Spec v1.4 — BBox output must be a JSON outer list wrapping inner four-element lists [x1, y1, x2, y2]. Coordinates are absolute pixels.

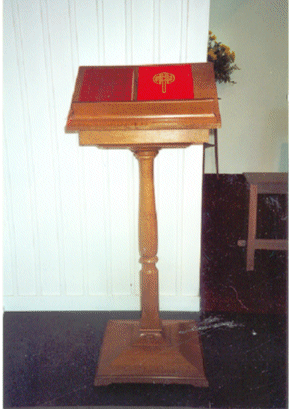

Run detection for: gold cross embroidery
[[153, 72, 175, 93]]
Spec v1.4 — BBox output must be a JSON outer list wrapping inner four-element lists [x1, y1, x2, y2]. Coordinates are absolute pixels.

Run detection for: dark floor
[[4, 174, 288, 408], [201, 174, 287, 314], [3, 311, 287, 408]]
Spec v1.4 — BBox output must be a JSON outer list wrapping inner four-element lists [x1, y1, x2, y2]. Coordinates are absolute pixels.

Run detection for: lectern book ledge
[[66, 62, 221, 136], [66, 62, 221, 387]]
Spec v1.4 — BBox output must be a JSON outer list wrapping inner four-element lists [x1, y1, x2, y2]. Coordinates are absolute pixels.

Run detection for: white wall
[[205, 0, 288, 174], [4, 0, 211, 312]]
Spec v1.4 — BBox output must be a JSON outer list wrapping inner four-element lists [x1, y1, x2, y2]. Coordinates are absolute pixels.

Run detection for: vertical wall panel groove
[[46, 0, 84, 296], [125, 0, 132, 64], [153, 0, 160, 63], [74, 0, 105, 297], [180, 0, 189, 62], [41, 0, 65, 296], [10, 0, 39, 296], [176, 150, 185, 296], [131, 0, 154, 65], [102, 151, 112, 296], [67, 0, 79, 78], [158, 150, 179, 297], [153, 0, 161, 224], [3, 129, 17, 297], [96, 0, 105, 65], [84, 148, 107, 297], [101, 0, 131, 297], [74, 0, 98, 65], [14, 0, 41, 293], [187, 0, 211, 62], [68, 0, 88, 296], [124, 0, 136, 297], [109, 151, 132, 296], [160, 0, 183, 63], [40, 0, 65, 296], [181, 145, 203, 297], [17, 0, 43, 296], [29, 0, 63, 296], [129, 156, 139, 297], [4, 0, 210, 311], [105, 150, 113, 297]]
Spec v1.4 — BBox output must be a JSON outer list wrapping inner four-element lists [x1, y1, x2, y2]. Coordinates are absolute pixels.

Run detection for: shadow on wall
[[279, 142, 288, 172], [267, 107, 288, 172]]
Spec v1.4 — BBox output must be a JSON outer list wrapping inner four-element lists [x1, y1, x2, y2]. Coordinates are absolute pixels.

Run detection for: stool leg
[[246, 184, 258, 271], [202, 144, 206, 174], [213, 129, 219, 179]]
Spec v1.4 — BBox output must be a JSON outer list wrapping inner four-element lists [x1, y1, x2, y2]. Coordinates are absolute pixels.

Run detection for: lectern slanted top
[[66, 62, 220, 145], [66, 62, 221, 387]]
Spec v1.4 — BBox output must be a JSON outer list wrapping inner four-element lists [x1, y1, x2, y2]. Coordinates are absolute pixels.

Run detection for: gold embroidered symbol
[[153, 72, 175, 93]]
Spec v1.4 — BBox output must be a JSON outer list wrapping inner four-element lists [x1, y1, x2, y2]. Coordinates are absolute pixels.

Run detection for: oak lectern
[[66, 62, 221, 387]]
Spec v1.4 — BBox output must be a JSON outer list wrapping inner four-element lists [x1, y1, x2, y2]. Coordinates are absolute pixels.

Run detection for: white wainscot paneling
[[187, 0, 211, 62], [4, 0, 210, 311], [4, 0, 39, 297], [159, 0, 183, 63], [102, 0, 127, 65], [131, 0, 154, 65], [157, 146, 203, 312]]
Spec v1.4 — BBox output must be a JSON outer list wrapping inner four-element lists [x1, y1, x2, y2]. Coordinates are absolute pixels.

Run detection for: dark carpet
[[3, 174, 287, 408], [201, 174, 287, 314], [3, 311, 287, 408]]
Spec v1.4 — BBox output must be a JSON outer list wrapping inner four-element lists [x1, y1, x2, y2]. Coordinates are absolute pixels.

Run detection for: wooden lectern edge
[[65, 120, 221, 133], [65, 123, 221, 133], [64, 125, 221, 148]]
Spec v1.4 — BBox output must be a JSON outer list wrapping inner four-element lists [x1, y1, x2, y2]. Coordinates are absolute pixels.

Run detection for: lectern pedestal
[[94, 147, 208, 386], [66, 62, 221, 387]]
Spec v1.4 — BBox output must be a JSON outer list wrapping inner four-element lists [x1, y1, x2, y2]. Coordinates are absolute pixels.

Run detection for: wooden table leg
[[213, 128, 219, 178], [246, 184, 258, 271]]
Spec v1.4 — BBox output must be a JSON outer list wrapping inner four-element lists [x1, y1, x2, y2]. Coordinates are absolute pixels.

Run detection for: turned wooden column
[[66, 63, 221, 386], [133, 148, 162, 335]]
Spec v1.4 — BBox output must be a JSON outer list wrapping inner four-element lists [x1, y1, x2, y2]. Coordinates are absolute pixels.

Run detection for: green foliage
[[208, 31, 240, 84]]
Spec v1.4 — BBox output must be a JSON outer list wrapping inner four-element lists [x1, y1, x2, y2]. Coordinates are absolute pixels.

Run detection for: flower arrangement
[[207, 31, 240, 84]]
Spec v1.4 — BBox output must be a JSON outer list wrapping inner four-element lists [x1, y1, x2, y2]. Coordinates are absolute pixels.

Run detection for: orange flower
[[208, 50, 217, 60]]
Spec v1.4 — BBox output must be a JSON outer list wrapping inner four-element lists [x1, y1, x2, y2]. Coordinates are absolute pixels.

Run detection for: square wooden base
[[94, 319, 208, 387]]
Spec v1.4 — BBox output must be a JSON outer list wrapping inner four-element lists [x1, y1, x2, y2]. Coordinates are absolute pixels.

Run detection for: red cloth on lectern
[[79, 67, 134, 102], [137, 64, 194, 101]]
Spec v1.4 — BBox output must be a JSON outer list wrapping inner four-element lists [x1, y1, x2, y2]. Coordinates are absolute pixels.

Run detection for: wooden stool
[[240, 173, 288, 271]]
